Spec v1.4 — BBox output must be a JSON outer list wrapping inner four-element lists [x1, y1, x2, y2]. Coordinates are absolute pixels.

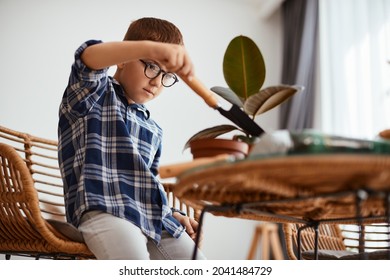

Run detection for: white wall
[[0, 0, 283, 259]]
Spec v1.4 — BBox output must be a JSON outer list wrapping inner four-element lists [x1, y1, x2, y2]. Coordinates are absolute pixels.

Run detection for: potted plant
[[184, 35, 302, 158]]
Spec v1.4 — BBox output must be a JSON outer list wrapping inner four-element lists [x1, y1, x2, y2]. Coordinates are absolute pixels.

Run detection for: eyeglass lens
[[142, 60, 178, 87]]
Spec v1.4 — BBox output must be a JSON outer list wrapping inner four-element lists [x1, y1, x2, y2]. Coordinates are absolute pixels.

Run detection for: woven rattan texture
[[282, 223, 390, 260], [282, 223, 346, 260], [173, 154, 390, 223], [0, 126, 94, 259]]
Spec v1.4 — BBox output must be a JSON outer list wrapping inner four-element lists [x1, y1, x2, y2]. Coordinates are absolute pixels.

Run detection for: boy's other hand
[[172, 211, 203, 246], [153, 43, 195, 81]]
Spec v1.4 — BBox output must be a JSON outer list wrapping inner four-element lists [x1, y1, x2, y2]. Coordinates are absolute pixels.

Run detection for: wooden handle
[[158, 154, 232, 179], [180, 76, 219, 108], [379, 129, 390, 140]]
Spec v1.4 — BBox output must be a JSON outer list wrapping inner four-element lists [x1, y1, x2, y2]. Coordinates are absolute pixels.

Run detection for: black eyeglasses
[[139, 60, 179, 87]]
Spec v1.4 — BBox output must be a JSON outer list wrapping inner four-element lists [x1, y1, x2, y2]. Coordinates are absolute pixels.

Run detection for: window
[[319, 0, 390, 139]]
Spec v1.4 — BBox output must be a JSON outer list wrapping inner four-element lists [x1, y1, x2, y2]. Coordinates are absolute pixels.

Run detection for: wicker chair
[[282, 223, 390, 260], [0, 126, 95, 259], [0, 125, 199, 259]]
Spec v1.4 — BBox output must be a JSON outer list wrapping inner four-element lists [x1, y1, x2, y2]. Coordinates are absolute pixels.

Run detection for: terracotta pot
[[189, 138, 249, 159]]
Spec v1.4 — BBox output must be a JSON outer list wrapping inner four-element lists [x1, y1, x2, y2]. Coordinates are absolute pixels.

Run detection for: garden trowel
[[181, 76, 265, 137]]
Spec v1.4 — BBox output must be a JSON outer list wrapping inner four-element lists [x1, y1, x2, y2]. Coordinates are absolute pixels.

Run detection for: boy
[[58, 17, 205, 260]]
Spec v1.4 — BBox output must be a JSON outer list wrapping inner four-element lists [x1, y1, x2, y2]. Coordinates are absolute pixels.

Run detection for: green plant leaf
[[244, 85, 303, 116], [211, 86, 244, 108], [223, 35, 266, 100], [183, 124, 241, 151]]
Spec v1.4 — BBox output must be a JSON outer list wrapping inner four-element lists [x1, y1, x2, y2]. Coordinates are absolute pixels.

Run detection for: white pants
[[78, 210, 206, 260]]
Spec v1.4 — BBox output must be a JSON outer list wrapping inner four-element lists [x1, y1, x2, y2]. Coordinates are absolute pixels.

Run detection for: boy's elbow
[[80, 47, 102, 70]]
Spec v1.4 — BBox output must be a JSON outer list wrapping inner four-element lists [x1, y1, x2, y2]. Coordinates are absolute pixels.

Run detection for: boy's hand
[[152, 43, 194, 81], [172, 211, 203, 246]]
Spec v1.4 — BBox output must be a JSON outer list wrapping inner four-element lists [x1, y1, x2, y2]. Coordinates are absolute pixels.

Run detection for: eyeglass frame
[[139, 59, 179, 87]]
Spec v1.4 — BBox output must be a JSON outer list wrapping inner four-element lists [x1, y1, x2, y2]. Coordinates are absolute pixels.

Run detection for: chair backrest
[[0, 141, 93, 258], [283, 223, 390, 260], [0, 126, 65, 221], [0, 142, 54, 245], [283, 223, 346, 260], [340, 224, 390, 252], [0, 141, 41, 228]]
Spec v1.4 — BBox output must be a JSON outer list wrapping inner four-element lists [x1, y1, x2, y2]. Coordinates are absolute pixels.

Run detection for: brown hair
[[123, 17, 183, 45]]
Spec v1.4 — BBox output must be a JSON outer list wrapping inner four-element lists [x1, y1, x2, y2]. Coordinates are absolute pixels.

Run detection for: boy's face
[[115, 60, 165, 104]]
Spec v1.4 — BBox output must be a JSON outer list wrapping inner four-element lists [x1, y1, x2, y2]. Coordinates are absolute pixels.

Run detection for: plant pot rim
[[190, 138, 248, 148], [189, 138, 249, 159]]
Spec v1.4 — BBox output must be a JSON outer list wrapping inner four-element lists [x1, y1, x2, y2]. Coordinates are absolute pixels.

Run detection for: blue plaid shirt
[[58, 40, 184, 243]]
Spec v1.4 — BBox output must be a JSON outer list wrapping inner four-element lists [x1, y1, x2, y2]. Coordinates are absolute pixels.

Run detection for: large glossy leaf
[[244, 85, 303, 116], [211, 86, 244, 108], [183, 124, 241, 150], [223, 36, 266, 100]]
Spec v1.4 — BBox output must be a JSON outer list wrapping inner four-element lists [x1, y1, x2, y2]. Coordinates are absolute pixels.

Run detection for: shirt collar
[[111, 77, 150, 119]]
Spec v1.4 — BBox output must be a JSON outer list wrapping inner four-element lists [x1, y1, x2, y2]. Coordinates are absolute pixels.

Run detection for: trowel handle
[[180, 76, 219, 108]]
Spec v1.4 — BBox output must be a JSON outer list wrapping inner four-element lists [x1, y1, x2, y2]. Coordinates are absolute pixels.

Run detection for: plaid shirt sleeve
[[58, 40, 184, 243]]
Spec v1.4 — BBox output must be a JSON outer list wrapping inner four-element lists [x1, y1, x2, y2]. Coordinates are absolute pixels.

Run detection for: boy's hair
[[124, 17, 183, 45]]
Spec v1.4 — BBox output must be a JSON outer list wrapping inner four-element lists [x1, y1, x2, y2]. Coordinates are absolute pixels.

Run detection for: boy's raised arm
[[81, 40, 194, 79]]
